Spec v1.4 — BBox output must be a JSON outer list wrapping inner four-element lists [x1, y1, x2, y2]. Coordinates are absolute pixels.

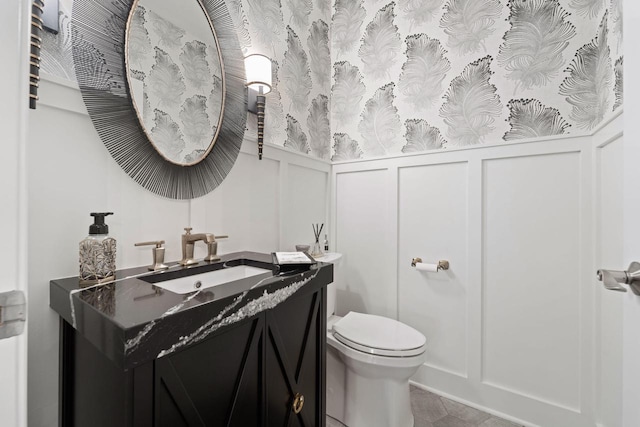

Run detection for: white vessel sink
[[152, 265, 272, 294]]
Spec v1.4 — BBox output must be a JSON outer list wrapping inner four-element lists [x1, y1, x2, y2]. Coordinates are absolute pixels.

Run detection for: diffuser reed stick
[[311, 223, 324, 257]]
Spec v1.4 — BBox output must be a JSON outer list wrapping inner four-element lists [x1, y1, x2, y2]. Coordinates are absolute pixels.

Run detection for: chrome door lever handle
[[597, 262, 640, 295], [597, 269, 627, 292]]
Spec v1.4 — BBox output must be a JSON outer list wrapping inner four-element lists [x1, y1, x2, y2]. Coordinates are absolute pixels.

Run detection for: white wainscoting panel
[[398, 162, 469, 378], [482, 153, 582, 411], [282, 164, 328, 251], [332, 116, 624, 426], [192, 151, 281, 256], [335, 169, 397, 318]]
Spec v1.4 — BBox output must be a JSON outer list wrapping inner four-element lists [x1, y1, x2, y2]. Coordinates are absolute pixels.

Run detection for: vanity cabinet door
[[154, 316, 264, 427], [265, 287, 326, 427]]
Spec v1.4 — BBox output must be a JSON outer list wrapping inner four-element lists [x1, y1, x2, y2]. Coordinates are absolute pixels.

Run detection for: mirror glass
[[126, 0, 224, 165]]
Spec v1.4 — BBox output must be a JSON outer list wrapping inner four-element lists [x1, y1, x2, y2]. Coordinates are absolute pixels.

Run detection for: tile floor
[[326, 385, 524, 427]]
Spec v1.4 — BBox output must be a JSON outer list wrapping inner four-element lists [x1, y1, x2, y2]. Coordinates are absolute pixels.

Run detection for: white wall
[[0, 1, 30, 427], [331, 112, 623, 427], [27, 73, 330, 427]]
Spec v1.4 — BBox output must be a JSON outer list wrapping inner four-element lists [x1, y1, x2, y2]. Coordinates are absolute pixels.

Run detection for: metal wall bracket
[[597, 262, 640, 296], [0, 291, 26, 339]]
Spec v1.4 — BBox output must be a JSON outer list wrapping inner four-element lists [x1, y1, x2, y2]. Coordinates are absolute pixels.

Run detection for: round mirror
[[125, 0, 225, 166], [71, 0, 246, 199]]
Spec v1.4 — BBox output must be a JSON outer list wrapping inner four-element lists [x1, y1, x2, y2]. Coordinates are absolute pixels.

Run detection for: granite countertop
[[50, 251, 333, 370]]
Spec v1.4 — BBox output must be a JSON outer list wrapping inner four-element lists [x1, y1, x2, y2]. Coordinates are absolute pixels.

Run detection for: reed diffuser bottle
[[311, 223, 324, 258]]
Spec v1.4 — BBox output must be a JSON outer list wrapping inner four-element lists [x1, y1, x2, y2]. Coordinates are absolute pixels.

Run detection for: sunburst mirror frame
[[71, 0, 247, 199]]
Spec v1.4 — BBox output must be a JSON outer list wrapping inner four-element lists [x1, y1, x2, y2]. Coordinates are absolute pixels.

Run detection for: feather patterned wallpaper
[[42, 0, 622, 162], [331, 0, 624, 160]]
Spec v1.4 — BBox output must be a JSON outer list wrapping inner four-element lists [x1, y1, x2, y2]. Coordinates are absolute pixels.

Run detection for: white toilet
[[318, 253, 427, 427]]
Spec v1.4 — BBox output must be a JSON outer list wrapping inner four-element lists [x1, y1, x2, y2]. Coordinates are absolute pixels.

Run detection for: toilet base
[[342, 363, 415, 427], [326, 335, 422, 427], [326, 344, 347, 423]]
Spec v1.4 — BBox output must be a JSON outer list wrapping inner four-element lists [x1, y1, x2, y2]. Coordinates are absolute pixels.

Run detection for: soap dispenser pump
[[79, 212, 116, 286]]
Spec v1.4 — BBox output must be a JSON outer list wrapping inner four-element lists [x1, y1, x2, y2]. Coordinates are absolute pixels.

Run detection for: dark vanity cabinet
[[154, 286, 326, 427], [56, 259, 329, 427]]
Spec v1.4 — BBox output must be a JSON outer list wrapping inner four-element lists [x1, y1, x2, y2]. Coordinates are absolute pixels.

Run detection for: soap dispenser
[[79, 212, 116, 286]]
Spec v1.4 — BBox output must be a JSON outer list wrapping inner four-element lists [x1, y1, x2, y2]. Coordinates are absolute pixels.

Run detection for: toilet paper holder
[[411, 258, 450, 271]]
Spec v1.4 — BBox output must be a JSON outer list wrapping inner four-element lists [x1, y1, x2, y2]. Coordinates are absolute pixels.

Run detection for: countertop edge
[[50, 253, 333, 369]]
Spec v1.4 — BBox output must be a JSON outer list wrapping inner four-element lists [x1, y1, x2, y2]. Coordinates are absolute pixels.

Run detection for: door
[[621, 116, 640, 426], [622, 3, 640, 426], [0, 1, 29, 427], [265, 287, 325, 427], [155, 317, 264, 427]]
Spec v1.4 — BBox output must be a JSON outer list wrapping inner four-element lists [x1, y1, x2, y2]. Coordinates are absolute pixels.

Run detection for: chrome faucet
[[180, 227, 228, 265]]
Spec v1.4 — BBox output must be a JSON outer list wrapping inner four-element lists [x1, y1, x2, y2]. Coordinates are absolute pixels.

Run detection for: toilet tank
[[314, 252, 342, 318]]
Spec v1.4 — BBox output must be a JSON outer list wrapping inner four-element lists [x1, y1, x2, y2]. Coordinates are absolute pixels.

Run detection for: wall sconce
[[29, 0, 46, 109], [29, 0, 59, 110], [245, 54, 272, 160]]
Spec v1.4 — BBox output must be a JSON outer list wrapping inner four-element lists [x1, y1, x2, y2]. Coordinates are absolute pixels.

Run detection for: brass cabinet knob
[[292, 393, 304, 414]]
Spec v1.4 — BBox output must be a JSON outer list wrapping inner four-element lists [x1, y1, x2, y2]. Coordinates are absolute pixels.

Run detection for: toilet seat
[[332, 312, 426, 357]]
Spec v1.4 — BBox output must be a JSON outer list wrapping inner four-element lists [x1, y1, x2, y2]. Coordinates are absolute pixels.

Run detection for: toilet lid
[[332, 312, 426, 357]]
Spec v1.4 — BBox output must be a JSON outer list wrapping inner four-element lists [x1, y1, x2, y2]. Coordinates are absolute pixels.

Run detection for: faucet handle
[[134, 240, 165, 248], [204, 235, 229, 262], [204, 242, 220, 263], [183, 227, 192, 235], [134, 240, 169, 271]]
